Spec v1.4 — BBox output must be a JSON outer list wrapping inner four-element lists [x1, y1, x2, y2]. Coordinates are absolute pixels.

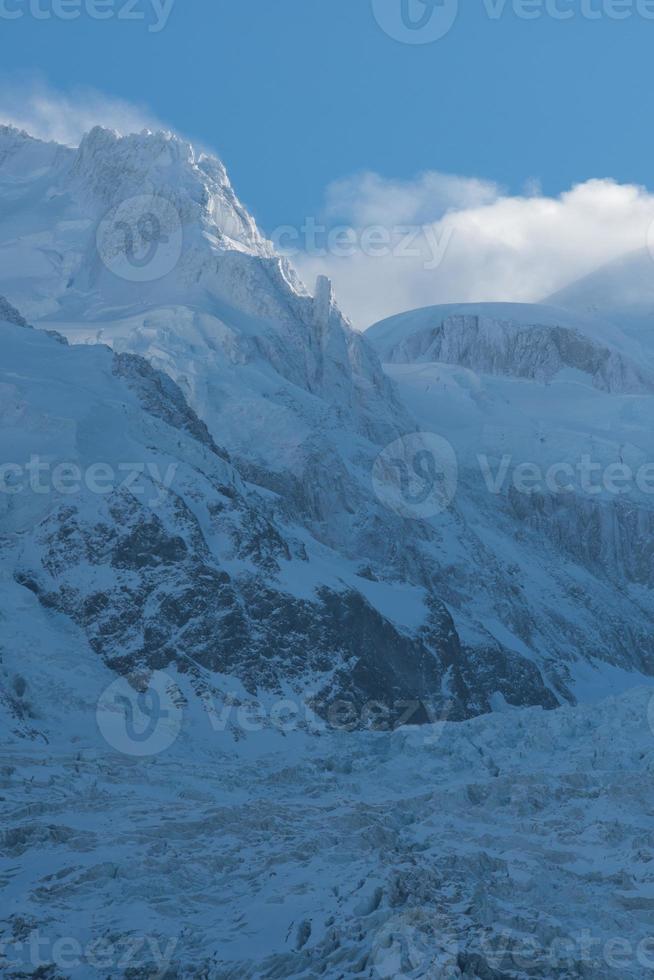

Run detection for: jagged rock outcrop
[[2, 128, 654, 733], [367, 300, 654, 691], [0, 295, 28, 327], [372, 310, 651, 393], [1, 313, 555, 731]]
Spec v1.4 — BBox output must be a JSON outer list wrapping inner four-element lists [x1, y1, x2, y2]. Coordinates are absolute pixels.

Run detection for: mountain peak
[[0, 124, 400, 440], [0, 122, 43, 145], [545, 247, 654, 315], [0, 123, 69, 174], [78, 124, 197, 166], [313, 274, 335, 326]]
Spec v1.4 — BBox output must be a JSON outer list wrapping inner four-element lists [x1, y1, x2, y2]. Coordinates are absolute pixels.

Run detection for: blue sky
[[3, 1, 654, 326], [2, 0, 653, 232]]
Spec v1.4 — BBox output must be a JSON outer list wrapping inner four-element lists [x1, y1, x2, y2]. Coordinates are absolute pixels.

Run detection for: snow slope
[[2, 126, 654, 713], [2, 127, 654, 978], [545, 248, 654, 365], [0, 127, 575, 719], [367, 301, 654, 696], [546, 247, 654, 323], [367, 301, 652, 392], [1, 308, 489, 734], [3, 681, 654, 978]]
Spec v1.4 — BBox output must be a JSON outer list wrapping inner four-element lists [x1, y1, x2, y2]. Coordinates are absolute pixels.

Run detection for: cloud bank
[[291, 172, 654, 329]]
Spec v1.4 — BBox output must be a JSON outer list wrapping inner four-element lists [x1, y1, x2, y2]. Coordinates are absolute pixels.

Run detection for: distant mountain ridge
[[545, 246, 654, 317], [367, 301, 653, 393]]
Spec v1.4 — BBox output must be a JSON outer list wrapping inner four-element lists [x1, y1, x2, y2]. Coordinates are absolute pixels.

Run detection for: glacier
[[1, 124, 654, 978]]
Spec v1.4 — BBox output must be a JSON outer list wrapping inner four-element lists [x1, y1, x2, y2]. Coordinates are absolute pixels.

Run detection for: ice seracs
[[2, 125, 654, 979]]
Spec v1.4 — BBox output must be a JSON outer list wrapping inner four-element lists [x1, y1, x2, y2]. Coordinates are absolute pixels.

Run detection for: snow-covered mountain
[[368, 300, 653, 393], [0, 126, 570, 728], [3, 125, 654, 978], [2, 122, 653, 723], [546, 247, 654, 322], [544, 248, 654, 369], [367, 301, 654, 692], [1, 303, 479, 741]]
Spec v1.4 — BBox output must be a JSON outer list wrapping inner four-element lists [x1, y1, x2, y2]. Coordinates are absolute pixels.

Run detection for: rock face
[[367, 300, 654, 692], [371, 309, 652, 393], [1, 129, 653, 741], [0, 312, 557, 738], [2, 130, 654, 980], [0, 296, 27, 327]]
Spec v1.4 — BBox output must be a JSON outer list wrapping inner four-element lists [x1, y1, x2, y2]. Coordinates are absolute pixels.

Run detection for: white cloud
[[3, 84, 652, 330], [321, 170, 500, 227], [0, 78, 165, 146], [291, 171, 654, 329]]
